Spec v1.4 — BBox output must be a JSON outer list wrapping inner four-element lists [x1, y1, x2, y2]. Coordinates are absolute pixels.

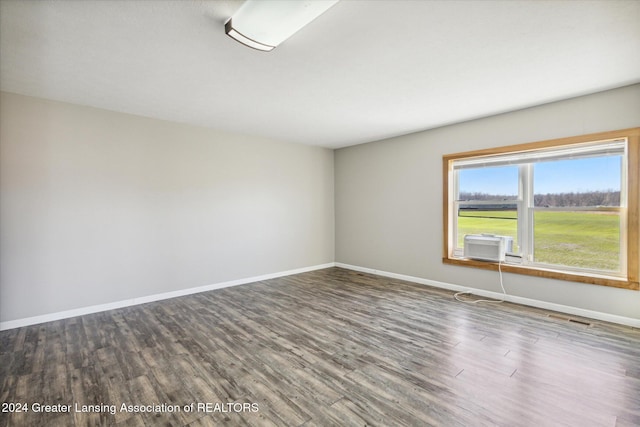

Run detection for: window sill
[[442, 257, 639, 290]]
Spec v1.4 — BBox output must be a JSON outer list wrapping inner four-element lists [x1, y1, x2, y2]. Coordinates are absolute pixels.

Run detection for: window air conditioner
[[463, 235, 513, 262]]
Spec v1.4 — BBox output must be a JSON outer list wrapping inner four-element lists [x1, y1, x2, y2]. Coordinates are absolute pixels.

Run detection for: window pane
[[458, 166, 519, 201], [533, 210, 620, 271], [457, 204, 519, 252], [533, 156, 621, 207]]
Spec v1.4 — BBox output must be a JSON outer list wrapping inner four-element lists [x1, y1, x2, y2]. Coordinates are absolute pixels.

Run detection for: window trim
[[442, 128, 639, 291]]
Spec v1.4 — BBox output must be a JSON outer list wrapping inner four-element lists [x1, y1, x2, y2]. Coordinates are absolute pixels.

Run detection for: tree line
[[459, 190, 620, 207]]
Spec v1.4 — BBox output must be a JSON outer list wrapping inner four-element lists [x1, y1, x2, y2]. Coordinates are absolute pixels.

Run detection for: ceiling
[[1, 0, 639, 149]]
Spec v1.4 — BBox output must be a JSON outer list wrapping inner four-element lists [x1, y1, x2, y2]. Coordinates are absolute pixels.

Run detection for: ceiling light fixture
[[225, 0, 339, 52]]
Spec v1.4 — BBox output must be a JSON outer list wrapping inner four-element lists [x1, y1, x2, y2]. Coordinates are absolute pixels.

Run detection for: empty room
[[1, 1, 639, 426]]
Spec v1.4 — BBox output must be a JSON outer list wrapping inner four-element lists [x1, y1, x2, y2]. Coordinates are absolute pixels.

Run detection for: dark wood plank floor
[[1, 267, 639, 426]]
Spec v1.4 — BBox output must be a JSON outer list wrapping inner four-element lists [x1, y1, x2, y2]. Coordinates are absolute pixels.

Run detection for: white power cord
[[454, 261, 506, 304]]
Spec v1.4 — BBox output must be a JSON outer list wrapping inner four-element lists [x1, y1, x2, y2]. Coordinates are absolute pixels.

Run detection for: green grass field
[[457, 210, 620, 271]]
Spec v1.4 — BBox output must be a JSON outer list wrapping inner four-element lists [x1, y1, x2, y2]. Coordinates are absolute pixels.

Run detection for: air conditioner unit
[[464, 234, 513, 262]]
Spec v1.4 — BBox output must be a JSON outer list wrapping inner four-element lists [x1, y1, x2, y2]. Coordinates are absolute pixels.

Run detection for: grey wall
[[3, 85, 639, 324], [0, 92, 334, 322], [335, 84, 640, 320]]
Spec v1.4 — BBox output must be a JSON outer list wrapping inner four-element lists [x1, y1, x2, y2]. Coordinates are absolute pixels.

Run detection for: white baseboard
[[335, 263, 640, 328], [0, 262, 336, 331], [5, 261, 637, 330]]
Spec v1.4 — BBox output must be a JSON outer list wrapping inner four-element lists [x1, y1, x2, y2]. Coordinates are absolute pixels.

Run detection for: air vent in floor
[[547, 313, 592, 326]]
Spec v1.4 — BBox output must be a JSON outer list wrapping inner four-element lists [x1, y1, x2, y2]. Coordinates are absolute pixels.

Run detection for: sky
[[459, 156, 622, 195]]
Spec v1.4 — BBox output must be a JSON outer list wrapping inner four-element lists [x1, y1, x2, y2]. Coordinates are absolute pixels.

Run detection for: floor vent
[[568, 318, 592, 326], [547, 313, 592, 326]]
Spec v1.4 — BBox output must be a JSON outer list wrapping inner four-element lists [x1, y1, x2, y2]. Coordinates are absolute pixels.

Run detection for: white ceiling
[[1, 0, 639, 149]]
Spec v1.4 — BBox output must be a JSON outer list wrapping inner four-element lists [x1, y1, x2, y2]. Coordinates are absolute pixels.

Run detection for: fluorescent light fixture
[[225, 20, 275, 52], [225, 0, 339, 52]]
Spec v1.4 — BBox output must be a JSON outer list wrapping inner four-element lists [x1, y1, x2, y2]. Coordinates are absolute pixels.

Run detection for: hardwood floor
[[1, 267, 639, 426]]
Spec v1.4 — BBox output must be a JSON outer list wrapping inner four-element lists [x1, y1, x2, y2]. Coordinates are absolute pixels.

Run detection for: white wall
[[335, 84, 640, 321], [0, 92, 334, 323]]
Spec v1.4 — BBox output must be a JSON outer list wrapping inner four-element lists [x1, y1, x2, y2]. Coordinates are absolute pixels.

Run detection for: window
[[443, 128, 639, 290]]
